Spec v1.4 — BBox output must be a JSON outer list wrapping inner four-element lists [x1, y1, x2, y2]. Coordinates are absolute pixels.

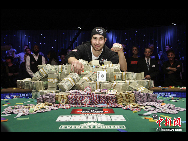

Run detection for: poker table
[[1, 97, 186, 132]]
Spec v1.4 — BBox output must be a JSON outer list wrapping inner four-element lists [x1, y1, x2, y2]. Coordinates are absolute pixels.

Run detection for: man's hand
[[145, 75, 151, 80], [166, 67, 177, 72], [71, 60, 84, 74], [111, 43, 124, 55]]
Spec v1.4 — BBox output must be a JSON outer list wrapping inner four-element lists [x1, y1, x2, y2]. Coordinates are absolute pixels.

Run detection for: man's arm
[[42, 56, 46, 65], [118, 51, 127, 72], [111, 43, 127, 72]]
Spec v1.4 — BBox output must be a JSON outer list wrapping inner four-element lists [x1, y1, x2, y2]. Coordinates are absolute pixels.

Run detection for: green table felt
[[1, 97, 186, 132]]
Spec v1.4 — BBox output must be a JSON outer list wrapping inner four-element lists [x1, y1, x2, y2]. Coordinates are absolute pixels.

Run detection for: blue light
[[41, 34, 42, 35], [44, 37, 45, 38], [136, 31, 137, 32]]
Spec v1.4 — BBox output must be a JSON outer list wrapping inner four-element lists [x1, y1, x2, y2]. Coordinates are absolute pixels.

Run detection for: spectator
[[4, 56, 19, 88], [26, 45, 45, 78], [148, 44, 159, 61], [126, 46, 141, 73], [18, 47, 32, 80], [14, 45, 45, 65], [47, 50, 59, 65], [137, 48, 159, 86], [163, 49, 182, 87], [13, 45, 29, 65], [59, 48, 67, 65]]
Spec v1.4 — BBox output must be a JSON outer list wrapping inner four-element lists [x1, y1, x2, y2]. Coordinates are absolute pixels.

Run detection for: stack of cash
[[58, 73, 80, 92], [76, 72, 97, 90], [23, 79, 31, 89], [106, 67, 114, 82], [35, 81, 44, 91], [17, 80, 22, 89], [48, 70, 58, 91]]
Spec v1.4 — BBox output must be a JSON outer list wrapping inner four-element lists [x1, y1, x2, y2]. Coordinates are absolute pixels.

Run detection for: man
[[26, 45, 45, 77], [137, 48, 159, 86], [14, 45, 45, 65], [163, 49, 182, 87], [19, 47, 32, 79], [65, 27, 127, 74], [127, 46, 141, 73], [4, 56, 19, 87]]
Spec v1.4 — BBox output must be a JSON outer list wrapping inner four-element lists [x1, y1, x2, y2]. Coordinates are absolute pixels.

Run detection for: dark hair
[[166, 49, 175, 55], [24, 47, 30, 52], [5, 56, 13, 62], [132, 46, 139, 50], [47, 50, 59, 64], [145, 48, 151, 51]]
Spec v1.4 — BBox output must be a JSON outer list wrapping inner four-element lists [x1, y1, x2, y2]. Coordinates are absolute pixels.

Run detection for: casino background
[[1, 9, 186, 85]]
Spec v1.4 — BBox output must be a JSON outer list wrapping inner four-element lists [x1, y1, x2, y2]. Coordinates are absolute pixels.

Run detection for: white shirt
[[145, 57, 150, 66], [26, 53, 46, 77], [91, 45, 103, 60]]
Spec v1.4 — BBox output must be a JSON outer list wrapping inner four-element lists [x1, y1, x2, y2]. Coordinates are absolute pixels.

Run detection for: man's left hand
[[111, 43, 124, 55]]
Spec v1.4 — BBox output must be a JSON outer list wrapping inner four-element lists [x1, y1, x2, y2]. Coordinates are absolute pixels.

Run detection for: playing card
[[97, 71, 106, 81]]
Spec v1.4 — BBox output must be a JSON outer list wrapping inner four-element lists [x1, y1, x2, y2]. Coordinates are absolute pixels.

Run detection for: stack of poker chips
[[116, 91, 135, 105], [141, 102, 186, 114], [55, 92, 70, 104], [37, 93, 56, 104], [58, 73, 80, 91], [134, 91, 157, 103]]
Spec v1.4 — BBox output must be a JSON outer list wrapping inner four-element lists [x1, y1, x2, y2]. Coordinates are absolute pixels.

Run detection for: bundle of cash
[[35, 81, 44, 91], [17, 80, 22, 89], [48, 70, 58, 91], [58, 73, 80, 92], [76, 73, 98, 90]]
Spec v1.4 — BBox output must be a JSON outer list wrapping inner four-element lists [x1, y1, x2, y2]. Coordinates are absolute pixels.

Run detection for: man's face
[[167, 52, 175, 61], [91, 34, 107, 51], [144, 49, 151, 58], [33, 45, 39, 53], [132, 47, 138, 55], [25, 48, 31, 55], [60, 55, 65, 61], [24, 45, 29, 51]]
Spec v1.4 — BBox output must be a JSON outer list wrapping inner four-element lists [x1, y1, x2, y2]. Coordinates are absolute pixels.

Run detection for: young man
[[65, 27, 127, 74], [127, 46, 141, 73], [26, 45, 45, 78], [163, 49, 182, 87], [137, 48, 159, 86]]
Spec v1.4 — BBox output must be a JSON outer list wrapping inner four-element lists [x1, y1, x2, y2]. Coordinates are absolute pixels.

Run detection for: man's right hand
[[71, 60, 84, 74]]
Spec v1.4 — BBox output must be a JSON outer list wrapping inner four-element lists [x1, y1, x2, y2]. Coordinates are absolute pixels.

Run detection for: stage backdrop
[[1, 25, 186, 60]]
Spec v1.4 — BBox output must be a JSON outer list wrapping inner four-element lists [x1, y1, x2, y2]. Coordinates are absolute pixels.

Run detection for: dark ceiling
[[1, 9, 186, 30]]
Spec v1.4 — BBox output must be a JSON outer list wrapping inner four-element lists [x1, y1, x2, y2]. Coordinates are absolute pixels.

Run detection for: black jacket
[[137, 58, 159, 83], [162, 60, 182, 87], [30, 54, 42, 73], [65, 41, 119, 65]]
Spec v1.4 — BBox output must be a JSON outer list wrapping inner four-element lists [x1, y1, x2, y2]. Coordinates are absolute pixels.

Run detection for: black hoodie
[[65, 41, 119, 65]]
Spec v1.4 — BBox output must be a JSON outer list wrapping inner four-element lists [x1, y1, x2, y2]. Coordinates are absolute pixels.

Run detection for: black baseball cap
[[91, 27, 106, 39]]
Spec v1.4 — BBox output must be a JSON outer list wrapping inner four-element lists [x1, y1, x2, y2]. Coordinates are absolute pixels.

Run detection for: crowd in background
[[1, 43, 185, 88]]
